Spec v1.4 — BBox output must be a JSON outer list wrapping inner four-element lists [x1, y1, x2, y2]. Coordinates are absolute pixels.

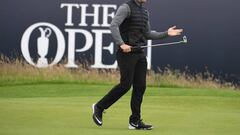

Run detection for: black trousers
[[97, 50, 147, 122]]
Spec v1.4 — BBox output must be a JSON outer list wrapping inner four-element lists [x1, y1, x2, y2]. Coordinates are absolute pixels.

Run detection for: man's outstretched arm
[[145, 18, 183, 39], [144, 21, 169, 40]]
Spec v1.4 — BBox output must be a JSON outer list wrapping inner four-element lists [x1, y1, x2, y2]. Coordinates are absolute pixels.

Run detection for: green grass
[[0, 84, 240, 135]]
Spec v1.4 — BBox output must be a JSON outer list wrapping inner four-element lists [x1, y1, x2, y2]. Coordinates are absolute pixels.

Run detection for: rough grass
[[0, 56, 237, 90]]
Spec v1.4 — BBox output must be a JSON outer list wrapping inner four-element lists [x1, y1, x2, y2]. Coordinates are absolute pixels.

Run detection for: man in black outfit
[[92, 0, 183, 130]]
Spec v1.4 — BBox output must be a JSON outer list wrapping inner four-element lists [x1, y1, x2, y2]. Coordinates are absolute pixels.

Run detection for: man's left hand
[[168, 26, 183, 36]]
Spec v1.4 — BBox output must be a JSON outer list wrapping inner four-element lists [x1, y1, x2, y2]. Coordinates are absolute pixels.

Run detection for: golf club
[[132, 36, 188, 49]]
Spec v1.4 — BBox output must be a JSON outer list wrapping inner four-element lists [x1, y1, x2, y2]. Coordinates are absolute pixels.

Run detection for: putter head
[[182, 36, 188, 44]]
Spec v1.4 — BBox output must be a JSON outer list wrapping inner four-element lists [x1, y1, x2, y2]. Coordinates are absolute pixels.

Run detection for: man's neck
[[134, 0, 143, 7]]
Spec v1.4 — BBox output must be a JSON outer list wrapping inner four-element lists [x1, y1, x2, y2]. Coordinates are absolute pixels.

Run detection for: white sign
[[21, 3, 152, 69]]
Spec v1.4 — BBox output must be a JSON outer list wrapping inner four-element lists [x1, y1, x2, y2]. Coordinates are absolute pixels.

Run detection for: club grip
[[131, 46, 144, 53]]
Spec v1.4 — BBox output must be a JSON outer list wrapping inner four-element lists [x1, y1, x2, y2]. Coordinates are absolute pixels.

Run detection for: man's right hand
[[120, 44, 132, 53]]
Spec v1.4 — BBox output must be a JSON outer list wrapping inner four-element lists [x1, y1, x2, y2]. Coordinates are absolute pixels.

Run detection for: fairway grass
[[0, 84, 240, 135]]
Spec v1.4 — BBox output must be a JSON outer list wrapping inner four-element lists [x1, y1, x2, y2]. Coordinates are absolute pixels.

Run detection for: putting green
[[0, 84, 240, 135]]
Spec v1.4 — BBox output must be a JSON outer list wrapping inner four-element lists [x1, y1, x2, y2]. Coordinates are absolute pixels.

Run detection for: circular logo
[[21, 22, 65, 68]]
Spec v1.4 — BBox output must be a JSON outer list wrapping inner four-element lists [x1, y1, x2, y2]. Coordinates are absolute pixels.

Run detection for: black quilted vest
[[120, 0, 149, 47]]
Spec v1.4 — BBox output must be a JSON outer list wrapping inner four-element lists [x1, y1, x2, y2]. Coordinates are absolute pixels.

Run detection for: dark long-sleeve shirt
[[110, 1, 168, 46]]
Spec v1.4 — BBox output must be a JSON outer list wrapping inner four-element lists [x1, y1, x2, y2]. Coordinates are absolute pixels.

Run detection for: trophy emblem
[[37, 27, 52, 67]]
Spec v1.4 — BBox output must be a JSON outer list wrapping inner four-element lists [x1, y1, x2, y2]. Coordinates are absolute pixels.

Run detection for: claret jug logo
[[37, 27, 52, 67], [21, 23, 65, 68], [21, 3, 152, 69]]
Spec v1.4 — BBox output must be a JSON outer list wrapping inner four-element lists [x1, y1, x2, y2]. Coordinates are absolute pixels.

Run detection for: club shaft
[[132, 41, 183, 49]]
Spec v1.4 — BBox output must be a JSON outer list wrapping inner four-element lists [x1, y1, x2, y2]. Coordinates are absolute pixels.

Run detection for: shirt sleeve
[[144, 14, 169, 40], [109, 4, 130, 46]]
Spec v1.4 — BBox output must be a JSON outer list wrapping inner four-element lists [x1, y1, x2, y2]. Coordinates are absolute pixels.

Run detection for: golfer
[[92, 0, 183, 130]]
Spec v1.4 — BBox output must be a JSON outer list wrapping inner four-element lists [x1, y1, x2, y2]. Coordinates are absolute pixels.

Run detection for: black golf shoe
[[92, 103, 103, 126], [129, 119, 153, 130]]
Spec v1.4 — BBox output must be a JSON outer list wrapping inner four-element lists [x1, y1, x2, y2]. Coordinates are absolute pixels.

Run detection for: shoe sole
[[92, 104, 102, 126], [128, 124, 153, 130]]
